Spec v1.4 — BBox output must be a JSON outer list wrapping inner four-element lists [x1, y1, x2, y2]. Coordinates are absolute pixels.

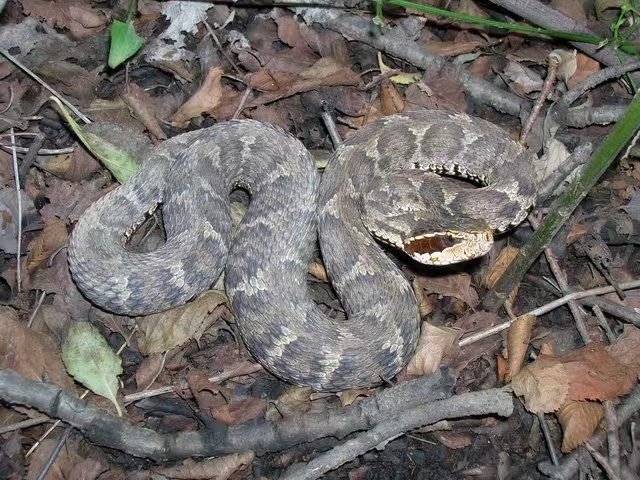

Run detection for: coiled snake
[[68, 111, 537, 391]]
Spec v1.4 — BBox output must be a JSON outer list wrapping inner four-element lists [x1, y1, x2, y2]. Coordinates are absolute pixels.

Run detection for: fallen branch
[[0, 368, 455, 462], [282, 388, 513, 480], [294, 4, 527, 117]]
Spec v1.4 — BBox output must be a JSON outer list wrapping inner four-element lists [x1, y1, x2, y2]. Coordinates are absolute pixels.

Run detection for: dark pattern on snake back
[[68, 111, 537, 391]]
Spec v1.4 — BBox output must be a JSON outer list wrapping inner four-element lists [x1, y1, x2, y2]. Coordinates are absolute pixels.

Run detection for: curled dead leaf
[[413, 272, 479, 309], [171, 67, 225, 127], [0, 307, 75, 391], [551, 49, 578, 86], [606, 324, 640, 372], [406, 323, 460, 377], [338, 387, 375, 407], [557, 400, 604, 453], [153, 451, 254, 479], [511, 360, 568, 414], [308, 262, 328, 282], [121, 83, 166, 140], [380, 79, 405, 115], [136, 290, 228, 355], [26, 218, 68, 274], [512, 339, 638, 415], [486, 245, 519, 289], [266, 386, 312, 421], [505, 314, 536, 381]]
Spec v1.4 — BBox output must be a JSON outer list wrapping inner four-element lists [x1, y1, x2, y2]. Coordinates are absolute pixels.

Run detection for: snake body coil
[[68, 111, 536, 391]]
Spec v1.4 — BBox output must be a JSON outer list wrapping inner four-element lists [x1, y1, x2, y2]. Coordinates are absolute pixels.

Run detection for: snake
[[68, 110, 537, 391]]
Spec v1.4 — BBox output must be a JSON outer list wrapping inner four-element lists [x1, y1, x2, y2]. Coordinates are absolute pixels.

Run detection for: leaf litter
[[0, 0, 639, 478]]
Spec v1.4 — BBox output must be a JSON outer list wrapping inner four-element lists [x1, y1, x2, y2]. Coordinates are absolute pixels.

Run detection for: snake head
[[402, 230, 493, 265]]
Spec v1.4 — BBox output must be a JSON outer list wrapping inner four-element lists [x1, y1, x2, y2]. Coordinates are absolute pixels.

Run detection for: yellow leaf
[[377, 52, 421, 85]]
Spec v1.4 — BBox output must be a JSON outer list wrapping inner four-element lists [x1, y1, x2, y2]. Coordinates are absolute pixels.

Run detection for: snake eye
[[403, 234, 459, 256]]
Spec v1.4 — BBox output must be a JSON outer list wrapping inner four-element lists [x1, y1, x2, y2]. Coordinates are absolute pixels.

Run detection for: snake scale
[[68, 111, 537, 391]]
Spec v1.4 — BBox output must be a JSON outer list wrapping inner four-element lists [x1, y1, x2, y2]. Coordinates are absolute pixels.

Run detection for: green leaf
[[62, 323, 123, 416], [109, 19, 144, 69], [49, 97, 139, 182]]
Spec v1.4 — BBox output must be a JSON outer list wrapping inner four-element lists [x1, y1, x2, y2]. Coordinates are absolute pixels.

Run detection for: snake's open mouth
[[402, 231, 493, 265]]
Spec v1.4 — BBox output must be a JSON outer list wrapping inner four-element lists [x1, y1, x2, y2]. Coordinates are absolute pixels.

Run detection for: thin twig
[[603, 400, 621, 475], [9, 129, 22, 292], [1, 84, 14, 114], [583, 441, 622, 480], [0, 416, 51, 435], [530, 214, 590, 344], [461, 279, 640, 347], [0, 48, 91, 124], [26, 290, 47, 328], [232, 87, 252, 119], [591, 305, 615, 343], [0, 145, 75, 155], [537, 413, 559, 466], [320, 105, 342, 148], [520, 52, 559, 146], [35, 426, 73, 480], [203, 20, 243, 75]]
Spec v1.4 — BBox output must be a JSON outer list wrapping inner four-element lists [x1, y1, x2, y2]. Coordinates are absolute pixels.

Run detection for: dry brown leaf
[[413, 272, 479, 308], [456, 0, 489, 18], [246, 57, 360, 108], [276, 14, 304, 48], [562, 343, 637, 401], [432, 431, 474, 449], [553, 49, 578, 85], [39, 147, 102, 182], [338, 387, 375, 406], [249, 70, 298, 92], [539, 343, 556, 356], [406, 323, 461, 376], [22, 0, 106, 40], [26, 218, 69, 274], [121, 83, 167, 140], [136, 290, 228, 355], [308, 262, 328, 282], [266, 386, 312, 421], [380, 80, 405, 115], [512, 341, 638, 414], [26, 437, 100, 480], [557, 400, 604, 453], [607, 325, 640, 372], [171, 67, 225, 127], [497, 354, 508, 382], [135, 353, 166, 391], [511, 360, 568, 414], [412, 277, 436, 316], [565, 220, 589, 245], [503, 61, 543, 96], [35, 60, 97, 104], [567, 54, 601, 88], [486, 245, 519, 289], [153, 452, 254, 480], [412, 74, 466, 112], [0, 307, 74, 391], [454, 310, 500, 333], [212, 396, 267, 425], [505, 314, 536, 381]]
